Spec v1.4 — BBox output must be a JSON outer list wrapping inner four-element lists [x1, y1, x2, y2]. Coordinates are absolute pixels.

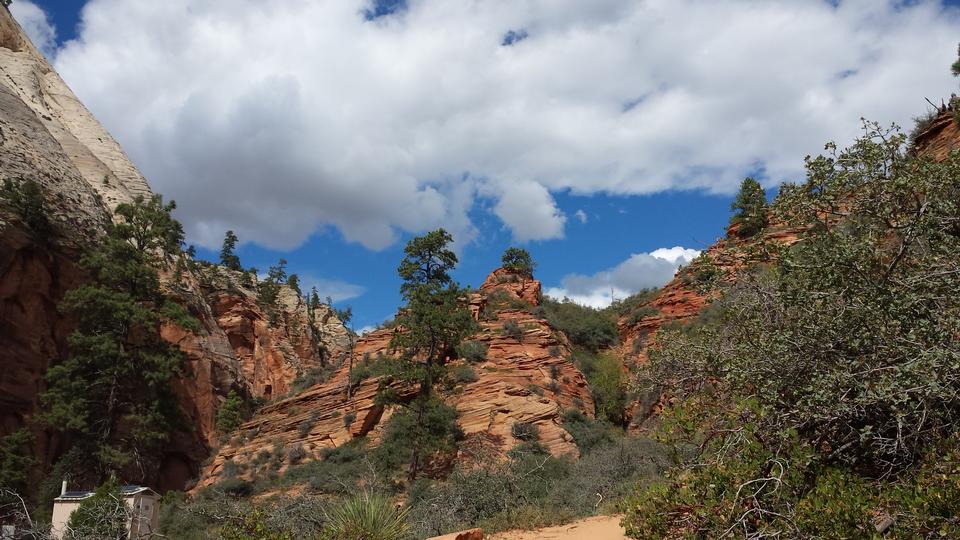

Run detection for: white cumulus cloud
[[48, 0, 960, 251], [545, 246, 700, 308], [10, 0, 57, 58]]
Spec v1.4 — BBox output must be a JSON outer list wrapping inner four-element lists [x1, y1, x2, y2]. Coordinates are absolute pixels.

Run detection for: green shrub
[[216, 477, 254, 498], [729, 176, 768, 237], [343, 411, 357, 428], [66, 479, 128, 539], [216, 390, 246, 434], [625, 305, 658, 326], [373, 398, 463, 478], [540, 298, 617, 351], [407, 434, 668, 538], [324, 493, 409, 540], [298, 412, 320, 438], [607, 289, 658, 318], [292, 366, 334, 394], [286, 444, 306, 464], [501, 320, 523, 341], [456, 340, 488, 362], [501, 247, 536, 276], [511, 421, 540, 442], [453, 364, 479, 384], [561, 409, 617, 455], [526, 384, 544, 396], [0, 178, 52, 239]]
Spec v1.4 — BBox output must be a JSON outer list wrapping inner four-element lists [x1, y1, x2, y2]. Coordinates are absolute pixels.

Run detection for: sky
[[10, 0, 960, 330]]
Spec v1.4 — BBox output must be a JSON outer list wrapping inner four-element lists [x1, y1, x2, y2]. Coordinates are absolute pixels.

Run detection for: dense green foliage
[[39, 195, 197, 482], [952, 43, 960, 77], [729, 176, 768, 237], [501, 247, 536, 276], [0, 429, 36, 496], [0, 178, 52, 239], [257, 258, 288, 314], [66, 479, 128, 539], [325, 493, 410, 540], [220, 230, 242, 270], [408, 434, 671, 537], [572, 352, 628, 425], [216, 390, 247, 434], [455, 340, 487, 362], [539, 297, 617, 351], [623, 123, 960, 538]]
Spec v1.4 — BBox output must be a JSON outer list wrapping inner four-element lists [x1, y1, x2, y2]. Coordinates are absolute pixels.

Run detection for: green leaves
[[39, 195, 195, 481], [730, 176, 768, 237], [501, 247, 536, 276], [624, 120, 960, 538]]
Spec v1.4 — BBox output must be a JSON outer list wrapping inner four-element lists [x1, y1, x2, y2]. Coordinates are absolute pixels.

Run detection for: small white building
[[51, 484, 159, 539]]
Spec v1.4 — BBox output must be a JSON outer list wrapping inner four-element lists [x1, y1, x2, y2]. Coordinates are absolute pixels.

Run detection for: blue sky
[[13, 0, 960, 329]]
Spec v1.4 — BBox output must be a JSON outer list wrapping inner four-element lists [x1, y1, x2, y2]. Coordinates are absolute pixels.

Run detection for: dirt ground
[[489, 515, 628, 539]]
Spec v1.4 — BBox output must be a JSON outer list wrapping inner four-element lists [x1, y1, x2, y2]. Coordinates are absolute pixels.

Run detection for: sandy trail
[[490, 515, 628, 540]]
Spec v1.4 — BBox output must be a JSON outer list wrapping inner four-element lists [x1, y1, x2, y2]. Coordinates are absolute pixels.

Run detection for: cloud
[[490, 179, 565, 242], [574, 209, 588, 224], [299, 273, 366, 303], [10, 0, 57, 58], [51, 0, 960, 251], [545, 246, 700, 308]]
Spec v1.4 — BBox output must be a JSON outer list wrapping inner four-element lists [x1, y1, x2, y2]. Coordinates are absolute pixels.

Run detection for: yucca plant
[[324, 492, 410, 540]]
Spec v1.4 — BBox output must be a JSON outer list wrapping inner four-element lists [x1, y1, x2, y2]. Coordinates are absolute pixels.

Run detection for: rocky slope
[[197, 268, 595, 488], [0, 7, 349, 491], [617, 106, 960, 429]]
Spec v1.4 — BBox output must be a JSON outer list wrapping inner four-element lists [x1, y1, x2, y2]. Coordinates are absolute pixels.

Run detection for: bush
[[456, 341, 488, 363], [298, 412, 320, 438], [216, 477, 254, 498], [625, 305, 659, 326], [501, 247, 536, 276], [407, 434, 669, 538], [216, 390, 246, 434], [324, 493, 409, 540], [453, 364, 479, 384], [292, 366, 334, 394], [540, 298, 617, 351], [511, 421, 540, 442], [501, 320, 523, 341], [729, 176, 768, 237], [286, 444, 306, 464], [624, 122, 960, 538], [67, 479, 128, 539], [561, 409, 617, 455], [343, 412, 357, 428], [374, 398, 464, 478], [0, 178, 52, 239]]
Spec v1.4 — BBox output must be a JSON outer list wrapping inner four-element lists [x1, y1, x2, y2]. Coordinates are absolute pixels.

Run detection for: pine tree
[[39, 195, 198, 482], [386, 229, 476, 480], [952, 43, 960, 77], [729, 177, 768, 237], [220, 230, 242, 271], [501, 247, 536, 276]]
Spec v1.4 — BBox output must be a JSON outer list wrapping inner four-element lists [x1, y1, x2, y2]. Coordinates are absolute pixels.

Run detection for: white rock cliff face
[[0, 8, 152, 212], [0, 6, 350, 491]]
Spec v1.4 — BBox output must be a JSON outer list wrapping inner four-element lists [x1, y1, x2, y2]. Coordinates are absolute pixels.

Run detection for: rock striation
[[0, 7, 349, 491], [196, 268, 595, 488]]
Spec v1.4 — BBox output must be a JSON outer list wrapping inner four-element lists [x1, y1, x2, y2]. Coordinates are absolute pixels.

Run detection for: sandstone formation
[[0, 7, 349, 491], [197, 268, 595, 488]]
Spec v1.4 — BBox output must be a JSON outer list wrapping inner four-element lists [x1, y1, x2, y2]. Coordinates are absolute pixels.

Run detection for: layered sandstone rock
[[0, 7, 350, 491], [197, 268, 595, 488]]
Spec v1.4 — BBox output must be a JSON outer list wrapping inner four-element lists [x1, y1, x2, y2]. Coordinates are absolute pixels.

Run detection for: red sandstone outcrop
[[196, 268, 595, 488], [0, 7, 350, 491]]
